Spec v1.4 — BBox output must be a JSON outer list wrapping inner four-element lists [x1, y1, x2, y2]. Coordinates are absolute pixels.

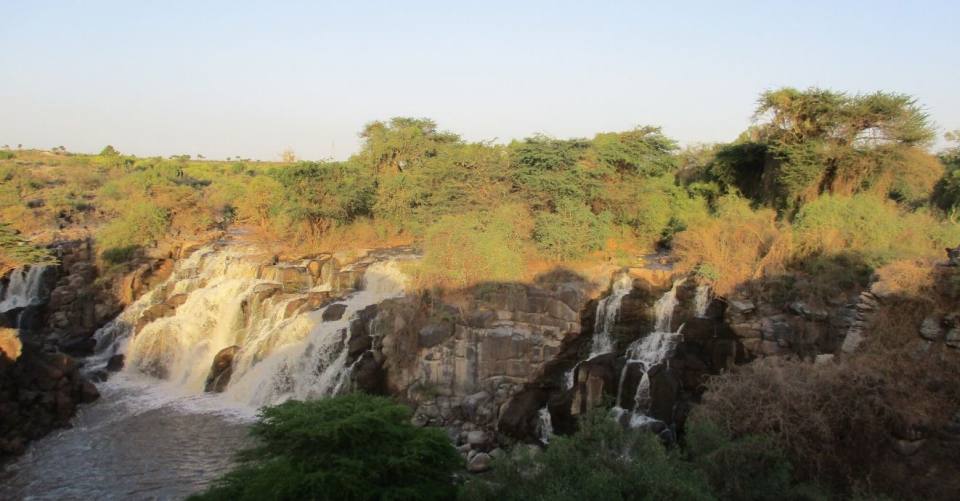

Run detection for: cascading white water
[[612, 278, 685, 427], [0, 265, 51, 313], [93, 246, 409, 408], [565, 271, 635, 390], [693, 284, 711, 318], [536, 405, 554, 445], [589, 271, 634, 357]]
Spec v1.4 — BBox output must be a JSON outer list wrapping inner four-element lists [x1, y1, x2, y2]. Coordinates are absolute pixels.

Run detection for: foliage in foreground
[[190, 394, 462, 501], [461, 410, 823, 501]]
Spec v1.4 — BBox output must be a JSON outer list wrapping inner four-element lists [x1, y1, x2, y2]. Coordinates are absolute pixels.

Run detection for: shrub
[[98, 200, 169, 251], [592, 126, 678, 176], [417, 205, 531, 287], [460, 410, 713, 501], [793, 194, 959, 267], [191, 394, 462, 501], [673, 195, 790, 295], [684, 420, 821, 501], [693, 323, 960, 499], [533, 200, 612, 260]]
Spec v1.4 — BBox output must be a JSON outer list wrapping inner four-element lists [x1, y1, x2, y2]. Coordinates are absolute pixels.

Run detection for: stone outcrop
[[0, 334, 98, 461], [204, 345, 240, 392], [341, 276, 595, 451]]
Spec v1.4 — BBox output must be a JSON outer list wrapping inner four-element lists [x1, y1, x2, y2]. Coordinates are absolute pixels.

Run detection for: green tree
[[269, 161, 374, 237], [191, 394, 462, 501], [592, 126, 678, 176], [712, 88, 938, 214], [359, 117, 461, 175]]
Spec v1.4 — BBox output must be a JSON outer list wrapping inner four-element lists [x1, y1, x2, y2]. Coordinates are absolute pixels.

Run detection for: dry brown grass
[[673, 197, 791, 296], [694, 292, 960, 497], [871, 258, 938, 299]]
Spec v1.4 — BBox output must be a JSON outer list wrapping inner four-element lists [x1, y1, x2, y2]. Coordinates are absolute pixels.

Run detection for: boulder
[[106, 354, 125, 372], [78, 380, 100, 403], [920, 316, 943, 341], [322, 303, 348, 322], [467, 452, 492, 473], [204, 345, 240, 393], [498, 389, 547, 439], [466, 430, 491, 448]]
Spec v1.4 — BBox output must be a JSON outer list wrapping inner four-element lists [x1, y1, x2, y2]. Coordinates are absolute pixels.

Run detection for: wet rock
[[165, 293, 189, 308], [322, 303, 348, 322], [106, 354, 125, 372], [60, 335, 97, 356], [135, 303, 175, 333], [78, 380, 100, 403], [204, 345, 240, 393]]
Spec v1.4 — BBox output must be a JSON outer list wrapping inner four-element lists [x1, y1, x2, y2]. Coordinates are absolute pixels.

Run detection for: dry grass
[[694, 292, 960, 497], [871, 258, 938, 299], [673, 197, 791, 296]]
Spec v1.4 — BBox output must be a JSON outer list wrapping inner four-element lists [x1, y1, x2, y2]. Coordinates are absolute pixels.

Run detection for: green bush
[[684, 420, 823, 501], [461, 410, 713, 501], [191, 394, 461, 501], [418, 205, 530, 287], [592, 126, 678, 176], [98, 200, 170, 251], [533, 200, 612, 260], [793, 193, 957, 267]]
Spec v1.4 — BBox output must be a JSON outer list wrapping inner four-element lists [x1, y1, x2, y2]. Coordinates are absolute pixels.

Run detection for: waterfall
[[0, 265, 51, 313], [536, 406, 554, 445], [693, 284, 710, 318], [92, 246, 409, 408], [589, 271, 633, 357], [613, 278, 685, 427]]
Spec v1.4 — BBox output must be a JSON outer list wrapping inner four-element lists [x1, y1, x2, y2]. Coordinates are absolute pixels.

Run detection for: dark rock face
[[0, 341, 98, 461], [106, 354, 125, 372], [204, 345, 240, 393], [322, 303, 348, 322]]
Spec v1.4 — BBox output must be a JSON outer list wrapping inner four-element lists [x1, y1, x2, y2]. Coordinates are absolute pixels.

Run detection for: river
[[0, 373, 254, 500]]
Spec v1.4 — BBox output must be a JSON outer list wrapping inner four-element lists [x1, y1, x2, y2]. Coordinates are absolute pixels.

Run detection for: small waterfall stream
[[612, 278, 685, 428], [0, 265, 51, 313], [589, 271, 633, 357]]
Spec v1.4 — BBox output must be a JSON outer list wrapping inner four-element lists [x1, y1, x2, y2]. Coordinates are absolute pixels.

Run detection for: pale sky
[[1, 0, 958, 160]]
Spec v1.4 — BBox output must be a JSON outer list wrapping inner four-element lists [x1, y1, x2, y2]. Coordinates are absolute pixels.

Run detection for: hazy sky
[[2, 1, 958, 160]]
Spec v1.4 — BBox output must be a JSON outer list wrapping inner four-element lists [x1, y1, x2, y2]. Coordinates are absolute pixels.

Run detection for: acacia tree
[[359, 117, 460, 175], [709, 87, 939, 214]]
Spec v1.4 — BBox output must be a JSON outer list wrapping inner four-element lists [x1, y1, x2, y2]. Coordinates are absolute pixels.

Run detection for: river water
[[0, 373, 255, 500]]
